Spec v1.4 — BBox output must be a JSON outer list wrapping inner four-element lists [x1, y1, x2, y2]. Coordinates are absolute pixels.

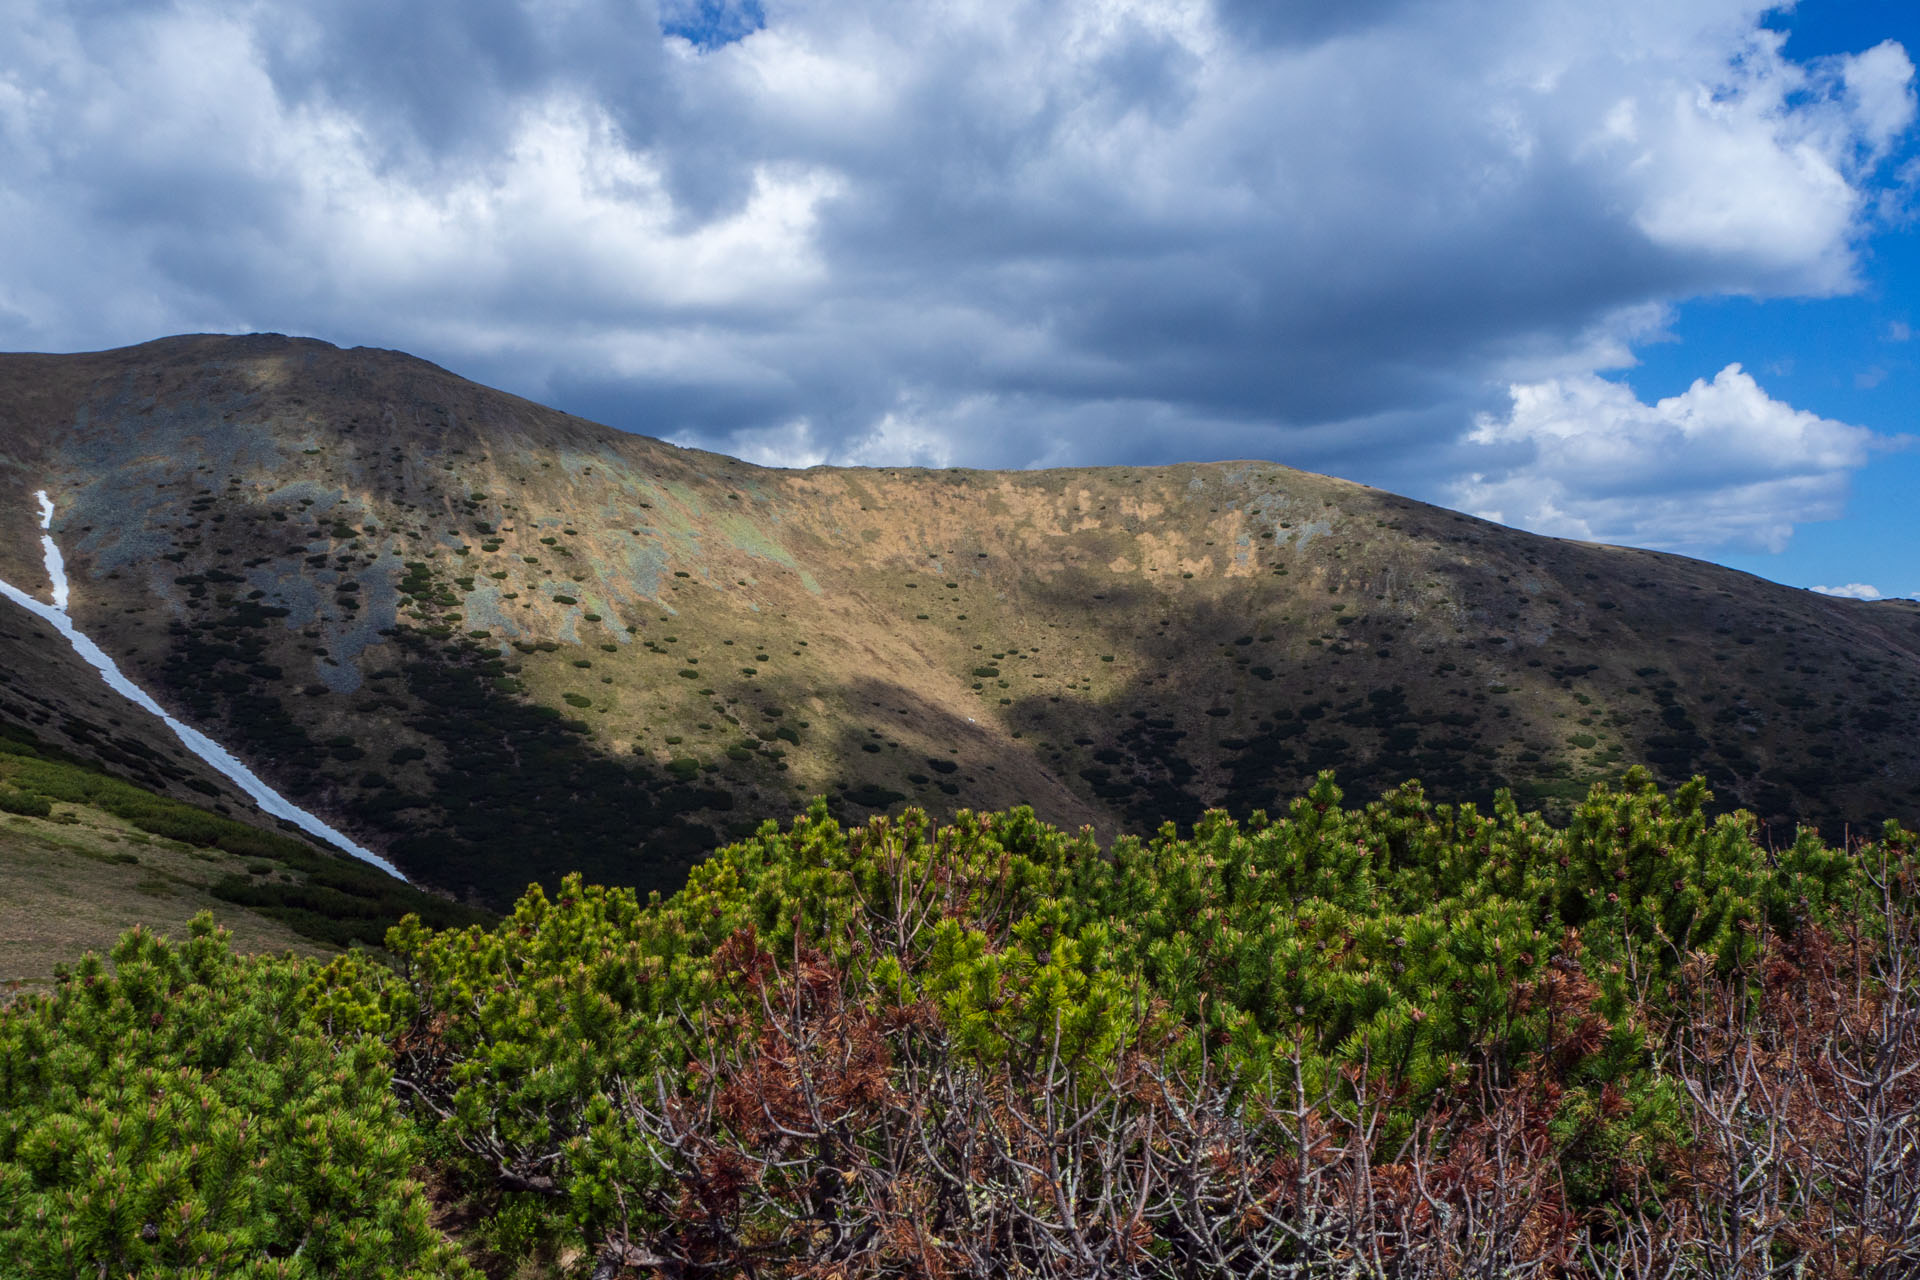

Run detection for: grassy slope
[[0, 583, 402, 993], [1, 335, 1916, 910], [0, 727, 489, 994], [0, 582, 492, 990], [0, 802, 334, 1001]]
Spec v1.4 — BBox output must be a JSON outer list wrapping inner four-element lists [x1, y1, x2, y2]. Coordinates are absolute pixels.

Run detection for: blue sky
[[1634, 257, 1920, 597], [0, 0, 1914, 596], [1633, 0, 1919, 598]]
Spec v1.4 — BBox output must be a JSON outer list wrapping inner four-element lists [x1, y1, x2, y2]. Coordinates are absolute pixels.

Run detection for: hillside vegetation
[[0, 723, 486, 997], [4, 773, 1916, 1277], [3, 335, 1918, 908]]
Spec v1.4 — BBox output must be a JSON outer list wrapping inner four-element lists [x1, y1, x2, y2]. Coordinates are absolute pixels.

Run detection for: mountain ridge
[[4, 334, 1917, 907]]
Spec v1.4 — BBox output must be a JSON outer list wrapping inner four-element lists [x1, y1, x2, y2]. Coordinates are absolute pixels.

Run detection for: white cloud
[[1810, 582, 1884, 599], [840, 416, 955, 469], [0, 0, 1912, 551], [1457, 364, 1876, 553], [1608, 29, 1861, 293], [1843, 40, 1919, 158], [724, 418, 829, 469]]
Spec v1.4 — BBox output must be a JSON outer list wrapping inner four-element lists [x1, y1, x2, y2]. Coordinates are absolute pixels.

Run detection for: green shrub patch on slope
[[374, 768, 1888, 1272], [3, 770, 1914, 1277], [0, 921, 469, 1277]]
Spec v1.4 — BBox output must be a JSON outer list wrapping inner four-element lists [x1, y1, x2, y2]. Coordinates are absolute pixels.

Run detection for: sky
[[1, 0, 1915, 597]]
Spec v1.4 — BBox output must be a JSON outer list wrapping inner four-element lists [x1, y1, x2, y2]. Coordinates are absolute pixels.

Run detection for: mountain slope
[[3, 334, 1917, 906]]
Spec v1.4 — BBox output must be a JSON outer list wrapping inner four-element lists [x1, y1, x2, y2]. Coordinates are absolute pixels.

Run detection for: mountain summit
[[3, 335, 1916, 905]]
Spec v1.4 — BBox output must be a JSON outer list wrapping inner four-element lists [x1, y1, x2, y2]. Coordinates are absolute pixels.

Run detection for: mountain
[[3, 334, 1917, 909]]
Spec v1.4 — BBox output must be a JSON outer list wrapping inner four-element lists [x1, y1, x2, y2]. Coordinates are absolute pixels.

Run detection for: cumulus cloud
[[1456, 365, 1878, 553], [1810, 583, 1885, 599], [0, 0, 1913, 553]]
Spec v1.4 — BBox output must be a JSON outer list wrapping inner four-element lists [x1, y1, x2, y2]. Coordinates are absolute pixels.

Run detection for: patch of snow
[[35, 490, 67, 610], [0, 490, 407, 880]]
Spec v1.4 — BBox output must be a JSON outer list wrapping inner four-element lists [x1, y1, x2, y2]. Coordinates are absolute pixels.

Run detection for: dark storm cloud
[[255, 0, 676, 159], [546, 368, 804, 441], [0, 0, 1912, 550]]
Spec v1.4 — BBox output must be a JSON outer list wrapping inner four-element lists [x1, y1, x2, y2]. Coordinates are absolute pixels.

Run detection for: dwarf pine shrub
[[0, 918, 468, 1278], [5, 772, 1909, 1275]]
